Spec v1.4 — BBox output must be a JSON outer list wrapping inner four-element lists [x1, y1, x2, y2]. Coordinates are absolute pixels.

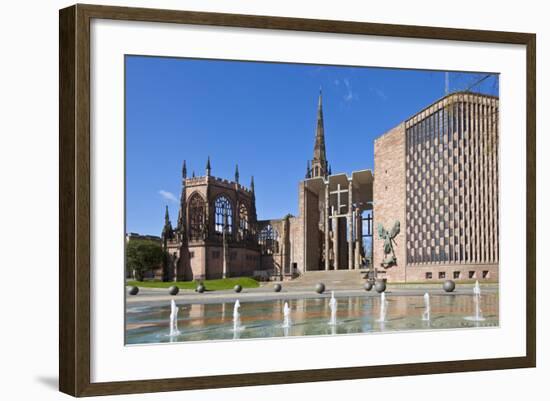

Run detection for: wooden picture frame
[[59, 3, 536, 397]]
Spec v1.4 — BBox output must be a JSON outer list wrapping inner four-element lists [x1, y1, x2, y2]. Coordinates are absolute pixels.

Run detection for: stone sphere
[[374, 280, 387, 293], [196, 284, 205, 293], [364, 282, 373, 291], [128, 286, 139, 296], [234, 284, 243, 293], [273, 283, 282, 292], [168, 285, 179, 296], [315, 282, 326, 294], [443, 280, 456, 293]]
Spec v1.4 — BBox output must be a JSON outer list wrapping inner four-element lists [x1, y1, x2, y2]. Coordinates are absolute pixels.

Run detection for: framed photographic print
[[59, 4, 536, 397]]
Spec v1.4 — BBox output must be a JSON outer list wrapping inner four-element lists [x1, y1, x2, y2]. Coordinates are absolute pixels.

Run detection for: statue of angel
[[377, 220, 400, 268]]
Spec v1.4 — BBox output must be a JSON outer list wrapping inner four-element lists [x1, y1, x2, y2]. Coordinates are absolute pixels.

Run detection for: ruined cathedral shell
[[161, 91, 374, 282]]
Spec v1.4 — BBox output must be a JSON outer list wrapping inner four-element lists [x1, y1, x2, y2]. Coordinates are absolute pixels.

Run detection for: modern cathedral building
[[374, 92, 499, 282], [160, 91, 499, 283]]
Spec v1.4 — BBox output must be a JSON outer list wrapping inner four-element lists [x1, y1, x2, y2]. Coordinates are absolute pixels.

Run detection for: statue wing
[[377, 223, 387, 239], [389, 220, 401, 239]]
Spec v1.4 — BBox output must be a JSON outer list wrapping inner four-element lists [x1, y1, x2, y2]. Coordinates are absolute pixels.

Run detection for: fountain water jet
[[422, 292, 431, 321], [282, 302, 292, 328], [328, 291, 338, 326], [376, 292, 388, 322], [169, 299, 180, 337], [233, 300, 243, 331], [465, 280, 485, 322]]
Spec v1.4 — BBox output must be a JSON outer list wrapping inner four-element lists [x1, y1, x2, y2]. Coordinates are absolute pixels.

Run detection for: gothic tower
[[310, 90, 329, 178]]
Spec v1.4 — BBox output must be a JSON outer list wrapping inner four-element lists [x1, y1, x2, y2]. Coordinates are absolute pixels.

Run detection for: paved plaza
[[127, 271, 498, 306]]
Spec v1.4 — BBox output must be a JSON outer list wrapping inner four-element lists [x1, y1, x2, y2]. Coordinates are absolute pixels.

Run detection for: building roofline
[[404, 90, 498, 124], [374, 90, 499, 142], [184, 175, 253, 193]]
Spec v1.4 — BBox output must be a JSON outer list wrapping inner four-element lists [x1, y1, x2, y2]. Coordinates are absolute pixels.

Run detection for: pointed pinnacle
[[206, 156, 211, 176]]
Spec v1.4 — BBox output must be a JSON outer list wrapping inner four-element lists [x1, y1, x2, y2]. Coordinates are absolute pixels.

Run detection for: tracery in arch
[[188, 193, 206, 240], [214, 195, 233, 235], [258, 224, 279, 255]]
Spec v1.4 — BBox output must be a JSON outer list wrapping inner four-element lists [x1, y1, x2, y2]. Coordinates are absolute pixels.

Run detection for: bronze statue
[[377, 220, 400, 268]]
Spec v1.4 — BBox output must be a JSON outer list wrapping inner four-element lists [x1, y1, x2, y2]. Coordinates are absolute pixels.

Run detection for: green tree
[[126, 238, 164, 281]]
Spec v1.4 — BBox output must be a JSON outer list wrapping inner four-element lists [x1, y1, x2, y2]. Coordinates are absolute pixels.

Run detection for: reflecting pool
[[126, 292, 499, 345]]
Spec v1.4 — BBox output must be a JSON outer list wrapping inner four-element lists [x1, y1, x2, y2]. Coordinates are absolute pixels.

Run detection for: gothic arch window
[[259, 224, 279, 255], [214, 195, 233, 235], [188, 193, 205, 240], [238, 203, 249, 240]]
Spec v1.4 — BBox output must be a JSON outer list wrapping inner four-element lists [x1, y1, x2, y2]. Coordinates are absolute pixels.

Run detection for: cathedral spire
[[314, 89, 326, 160], [235, 164, 240, 184], [311, 89, 328, 178], [182, 160, 187, 179], [206, 156, 211, 176]]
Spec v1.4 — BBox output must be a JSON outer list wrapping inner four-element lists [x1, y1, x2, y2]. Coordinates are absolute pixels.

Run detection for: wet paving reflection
[[125, 292, 499, 344]]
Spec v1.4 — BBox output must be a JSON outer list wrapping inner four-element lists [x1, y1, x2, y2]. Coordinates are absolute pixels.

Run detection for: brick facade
[[373, 123, 407, 281], [373, 92, 499, 282]]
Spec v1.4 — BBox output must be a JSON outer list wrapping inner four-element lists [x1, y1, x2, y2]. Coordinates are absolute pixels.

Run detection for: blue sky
[[125, 56, 498, 236]]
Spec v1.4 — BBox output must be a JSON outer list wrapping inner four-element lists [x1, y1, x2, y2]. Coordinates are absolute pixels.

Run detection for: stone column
[[222, 236, 228, 278], [355, 209, 362, 268], [324, 182, 330, 271], [173, 253, 179, 281], [347, 179, 354, 270], [334, 211, 339, 270], [281, 217, 288, 279], [222, 213, 228, 278]]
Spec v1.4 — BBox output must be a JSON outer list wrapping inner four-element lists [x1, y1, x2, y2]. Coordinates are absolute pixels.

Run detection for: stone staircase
[[282, 270, 367, 290]]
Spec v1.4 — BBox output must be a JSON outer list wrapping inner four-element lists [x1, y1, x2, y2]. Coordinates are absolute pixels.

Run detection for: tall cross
[[362, 213, 373, 237], [330, 183, 348, 216]]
